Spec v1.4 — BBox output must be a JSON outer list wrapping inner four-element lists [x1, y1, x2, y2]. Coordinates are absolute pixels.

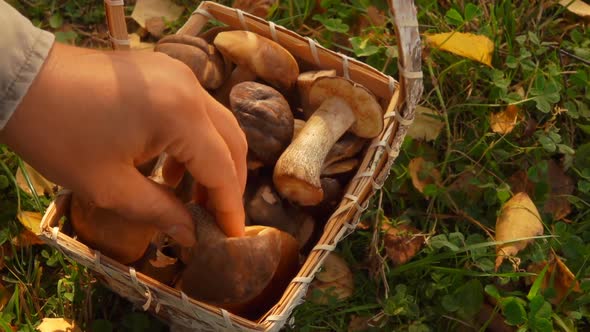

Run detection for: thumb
[[88, 165, 196, 247]]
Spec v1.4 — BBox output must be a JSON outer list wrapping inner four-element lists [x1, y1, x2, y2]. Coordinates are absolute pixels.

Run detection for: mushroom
[[69, 193, 158, 264], [213, 30, 299, 105], [293, 119, 306, 138], [321, 158, 359, 176], [296, 69, 336, 118], [155, 35, 226, 89], [133, 242, 182, 286], [177, 203, 299, 318], [273, 77, 383, 206], [229, 81, 294, 167]]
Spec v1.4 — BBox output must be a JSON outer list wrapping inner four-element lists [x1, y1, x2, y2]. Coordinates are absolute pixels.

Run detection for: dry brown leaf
[[448, 172, 484, 200], [366, 6, 387, 26], [495, 192, 544, 271], [508, 170, 535, 197], [36, 318, 81, 332], [15, 163, 55, 197], [0, 242, 12, 271], [17, 211, 42, 235], [129, 33, 156, 51], [426, 32, 494, 66], [0, 282, 10, 312], [348, 315, 372, 332], [543, 160, 574, 220], [528, 254, 582, 304], [475, 303, 516, 332], [131, 0, 184, 28], [406, 105, 444, 142], [490, 104, 519, 134], [408, 157, 441, 194], [12, 229, 45, 247], [307, 253, 354, 304], [559, 0, 590, 18], [381, 222, 425, 265], [232, 0, 276, 18]]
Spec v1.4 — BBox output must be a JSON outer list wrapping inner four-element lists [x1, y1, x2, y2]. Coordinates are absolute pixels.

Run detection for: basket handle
[[104, 0, 130, 50]]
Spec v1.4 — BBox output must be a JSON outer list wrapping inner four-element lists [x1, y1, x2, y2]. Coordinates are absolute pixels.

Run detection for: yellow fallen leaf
[[495, 192, 544, 271], [408, 157, 441, 194], [131, 0, 184, 28], [307, 253, 354, 304], [17, 211, 42, 235], [559, 0, 590, 18], [406, 105, 444, 142], [15, 162, 55, 197], [426, 32, 494, 66], [490, 104, 519, 134], [36, 317, 81, 332]]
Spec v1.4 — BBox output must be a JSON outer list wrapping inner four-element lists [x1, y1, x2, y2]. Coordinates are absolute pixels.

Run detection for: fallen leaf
[[129, 33, 155, 51], [406, 105, 444, 142], [36, 318, 81, 332], [490, 104, 519, 134], [15, 162, 55, 197], [559, 0, 590, 18], [232, 0, 276, 18], [408, 157, 441, 194], [448, 171, 484, 200], [543, 160, 574, 220], [348, 315, 372, 332], [307, 253, 354, 304], [495, 192, 544, 271], [528, 254, 582, 304], [475, 303, 516, 332], [508, 170, 535, 198], [131, 0, 184, 28], [11, 229, 44, 247], [17, 211, 43, 235], [426, 32, 494, 66], [145, 17, 166, 38], [0, 242, 12, 271], [0, 284, 9, 312], [366, 6, 387, 26], [381, 222, 425, 265]]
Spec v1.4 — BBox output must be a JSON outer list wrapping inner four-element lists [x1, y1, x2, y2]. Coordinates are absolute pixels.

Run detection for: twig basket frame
[[39, 1, 423, 331]]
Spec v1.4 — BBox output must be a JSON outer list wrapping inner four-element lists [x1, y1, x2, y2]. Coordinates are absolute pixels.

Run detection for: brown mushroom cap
[[213, 31, 299, 91], [230, 81, 294, 166], [309, 76, 383, 138], [155, 35, 225, 89], [69, 193, 157, 264], [177, 203, 298, 314], [297, 69, 336, 118]]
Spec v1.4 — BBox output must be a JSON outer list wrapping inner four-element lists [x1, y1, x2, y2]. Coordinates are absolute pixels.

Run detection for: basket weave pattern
[[39, 1, 423, 331]]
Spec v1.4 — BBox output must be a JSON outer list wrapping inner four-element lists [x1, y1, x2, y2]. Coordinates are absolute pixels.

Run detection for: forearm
[[0, 0, 55, 130]]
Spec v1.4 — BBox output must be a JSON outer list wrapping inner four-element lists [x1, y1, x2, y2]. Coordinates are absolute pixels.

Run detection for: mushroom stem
[[274, 97, 354, 205]]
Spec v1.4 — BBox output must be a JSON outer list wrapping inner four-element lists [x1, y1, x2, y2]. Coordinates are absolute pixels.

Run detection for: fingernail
[[167, 224, 196, 247]]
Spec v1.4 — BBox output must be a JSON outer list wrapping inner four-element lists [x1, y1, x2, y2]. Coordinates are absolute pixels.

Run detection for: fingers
[[202, 95, 248, 195], [88, 165, 196, 247], [162, 156, 185, 187], [172, 115, 246, 237]]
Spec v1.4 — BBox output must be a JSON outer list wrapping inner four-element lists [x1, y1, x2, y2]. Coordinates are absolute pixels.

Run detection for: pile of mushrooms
[[67, 28, 384, 319]]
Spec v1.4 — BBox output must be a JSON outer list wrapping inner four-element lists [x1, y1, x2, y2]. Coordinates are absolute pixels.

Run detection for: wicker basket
[[39, 1, 423, 331]]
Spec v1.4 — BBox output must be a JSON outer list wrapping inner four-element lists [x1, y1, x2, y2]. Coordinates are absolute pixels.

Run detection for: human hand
[[0, 42, 248, 246]]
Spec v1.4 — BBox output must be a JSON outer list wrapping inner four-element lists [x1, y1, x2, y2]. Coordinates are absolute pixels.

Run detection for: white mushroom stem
[[274, 97, 354, 206]]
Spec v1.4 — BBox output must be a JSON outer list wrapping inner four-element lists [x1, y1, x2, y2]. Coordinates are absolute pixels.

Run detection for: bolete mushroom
[[213, 30, 299, 105], [177, 203, 299, 318], [296, 69, 336, 118], [230, 81, 293, 166], [273, 77, 383, 206], [155, 35, 226, 90], [69, 193, 158, 264]]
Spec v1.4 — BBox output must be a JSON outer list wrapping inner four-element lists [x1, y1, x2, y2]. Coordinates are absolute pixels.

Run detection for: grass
[[2, 0, 590, 331]]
